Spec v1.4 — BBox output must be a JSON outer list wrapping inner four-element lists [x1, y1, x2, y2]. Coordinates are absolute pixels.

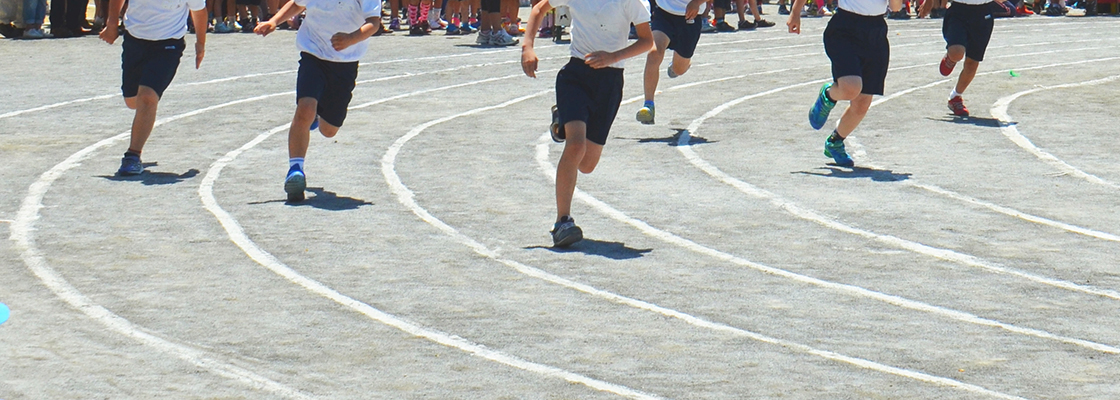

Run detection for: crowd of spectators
[[0, 0, 1110, 40]]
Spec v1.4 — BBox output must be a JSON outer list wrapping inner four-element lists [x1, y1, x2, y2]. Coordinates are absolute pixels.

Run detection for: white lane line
[[9, 93, 315, 399], [374, 82, 1028, 399], [674, 54, 1120, 303], [529, 135, 1030, 400], [990, 74, 1120, 189], [201, 77, 660, 399]]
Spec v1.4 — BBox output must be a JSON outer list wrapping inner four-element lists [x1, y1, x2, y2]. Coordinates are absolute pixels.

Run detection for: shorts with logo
[[823, 8, 890, 95], [296, 52, 359, 128], [943, 2, 995, 62], [651, 5, 703, 59], [121, 32, 185, 98], [555, 57, 624, 146]]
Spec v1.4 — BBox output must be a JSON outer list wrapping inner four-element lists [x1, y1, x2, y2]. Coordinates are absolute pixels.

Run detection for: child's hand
[[331, 32, 355, 51], [786, 16, 801, 34], [99, 24, 118, 44], [584, 51, 618, 69], [521, 46, 539, 78], [255, 20, 277, 36]]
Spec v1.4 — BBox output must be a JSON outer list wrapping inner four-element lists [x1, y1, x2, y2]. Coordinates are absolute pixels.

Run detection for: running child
[[787, 0, 902, 167], [522, 0, 654, 247], [255, 0, 382, 202], [636, 0, 705, 125], [100, 0, 208, 176], [920, 0, 994, 117]]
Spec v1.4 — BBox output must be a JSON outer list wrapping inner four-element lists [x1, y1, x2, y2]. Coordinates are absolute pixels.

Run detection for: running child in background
[[787, 0, 902, 167], [522, 0, 654, 247], [100, 0, 207, 176], [255, 0, 382, 202], [920, 0, 993, 117], [636, 0, 705, 125]]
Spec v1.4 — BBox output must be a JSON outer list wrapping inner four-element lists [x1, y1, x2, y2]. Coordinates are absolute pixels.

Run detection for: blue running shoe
[[809, 82, 836, 130], [309, 116, 319, 131], [823, 138, 854, 167], [550, 216, 583, 247], [284, 165, 306, 202], [667, 63, 680, 79], [117, 154, 143, 176]]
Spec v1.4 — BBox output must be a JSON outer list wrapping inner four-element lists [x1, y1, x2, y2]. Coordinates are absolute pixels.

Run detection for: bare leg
[[288, 98, 317, 159], [835, 94, 873, 137], [955, 58, 980, 94], [642, 31, 671, 102], [555, 120, 587, 220], [126, 86, 160, 153]]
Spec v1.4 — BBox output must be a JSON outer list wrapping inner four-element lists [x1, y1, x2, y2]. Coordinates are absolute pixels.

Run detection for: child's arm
[[521, 0, 553, 78], [255, 1, 306, 36], [331, 16, 381, 51], [786, 0, 806, 34], [98, 0, 125, 44], [685, 0, 705, 19], [191, 7, 207, 69], [584, 21, 653, 69]]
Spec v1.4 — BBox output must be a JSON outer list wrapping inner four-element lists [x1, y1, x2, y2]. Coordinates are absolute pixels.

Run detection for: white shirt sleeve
[[550, 0, 570, 8], [628, 0, 652, 25], [187, 0, 206, 12], [293, 0, 310, 7]]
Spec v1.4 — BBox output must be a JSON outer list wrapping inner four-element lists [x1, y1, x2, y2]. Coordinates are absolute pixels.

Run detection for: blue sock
[[644, 100, 654, 109], [289, 158, 304, 171]]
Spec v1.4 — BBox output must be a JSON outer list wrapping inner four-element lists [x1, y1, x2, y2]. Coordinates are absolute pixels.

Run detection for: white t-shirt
[[294, 0, 382, 62], [550, 0, 651, 69], [839, 0, 889, 16], [656, 0, 707, 17], [123, 0, 205, 41]]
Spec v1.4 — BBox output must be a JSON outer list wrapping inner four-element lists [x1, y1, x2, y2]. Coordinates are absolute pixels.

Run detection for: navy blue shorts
[[714, 0, 732, 10], [296, 52, 359, 128], [121, 33, 185, 99], [555, 58, 624, 146], [651, 5, 703, 59], [823, 8, 890, 96], [943, 2, 995, 62]]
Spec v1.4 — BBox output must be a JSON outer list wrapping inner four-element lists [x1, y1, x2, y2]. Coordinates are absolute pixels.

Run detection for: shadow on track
[[927, 115, 1002, 128], [249, 187, 374, 211], [793, 166, 912, 182], [632, 129, 716, 146], [525, 238, 652, 260], [98, 164, 199, 185]]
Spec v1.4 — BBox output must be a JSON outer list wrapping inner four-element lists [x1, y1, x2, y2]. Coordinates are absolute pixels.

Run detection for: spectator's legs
[[124, 86, 160, 155]]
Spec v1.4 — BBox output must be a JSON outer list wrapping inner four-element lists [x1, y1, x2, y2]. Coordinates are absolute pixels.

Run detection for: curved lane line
[[10, 92, 315, 399], [376, 83, 1029, 399], [989, 74, 1120, 189]]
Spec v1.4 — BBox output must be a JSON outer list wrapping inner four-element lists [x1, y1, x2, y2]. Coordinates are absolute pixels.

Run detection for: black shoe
[[409, 25, 423, 36], [550, 105, 565, 143], [550, 216, 583, 248], [754, 18, 776, 27], [778, 4, 790, 14], [738, 20, 757, 30], [715, 21, 736, 32]]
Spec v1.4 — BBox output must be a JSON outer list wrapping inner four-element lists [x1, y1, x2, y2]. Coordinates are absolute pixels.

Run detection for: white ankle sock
[[949, 89, 961, 100], [289, 157, 304, 171]]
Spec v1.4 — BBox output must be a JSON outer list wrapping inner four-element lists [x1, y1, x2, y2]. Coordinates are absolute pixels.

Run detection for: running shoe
[[755, 19, 776, 27], [117, 154, 144, 176], [808, 82, 836, 130], [550, 216, 583, 247], [460, 23, 474, 34], [490, 29, 519, 46], [939, 55, 957, 76], [738, 20, 757, 30], [779, 4, 790, 14], [446, 23, 460, 35], [948, 95, 969, 117], [22, 28, 46, 39], [389, 17, 401, 31], [715, 21, 737, 32], [551, 105, 565, 143], [823, 138, 854, 167], [538, 26, 551, 38], [667, 62, 681, 78], [701, 18, 716, 32], [284, 165, 306, 202], [636, 104, 655, 125], [476, 30, 491, 45], [310, 116, 319, 131]]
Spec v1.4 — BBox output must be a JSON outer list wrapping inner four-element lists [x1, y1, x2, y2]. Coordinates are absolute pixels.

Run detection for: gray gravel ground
[[2, 8, 1120, 400]]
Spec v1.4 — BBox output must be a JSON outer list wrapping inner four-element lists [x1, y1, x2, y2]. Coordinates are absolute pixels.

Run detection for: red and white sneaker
[[948, 96, 969, 117], [939, 55, 957, 77]]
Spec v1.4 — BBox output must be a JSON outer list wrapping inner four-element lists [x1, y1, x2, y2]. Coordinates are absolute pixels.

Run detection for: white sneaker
[[476, 30, 491, 45], [490, 29, 519, 46]]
